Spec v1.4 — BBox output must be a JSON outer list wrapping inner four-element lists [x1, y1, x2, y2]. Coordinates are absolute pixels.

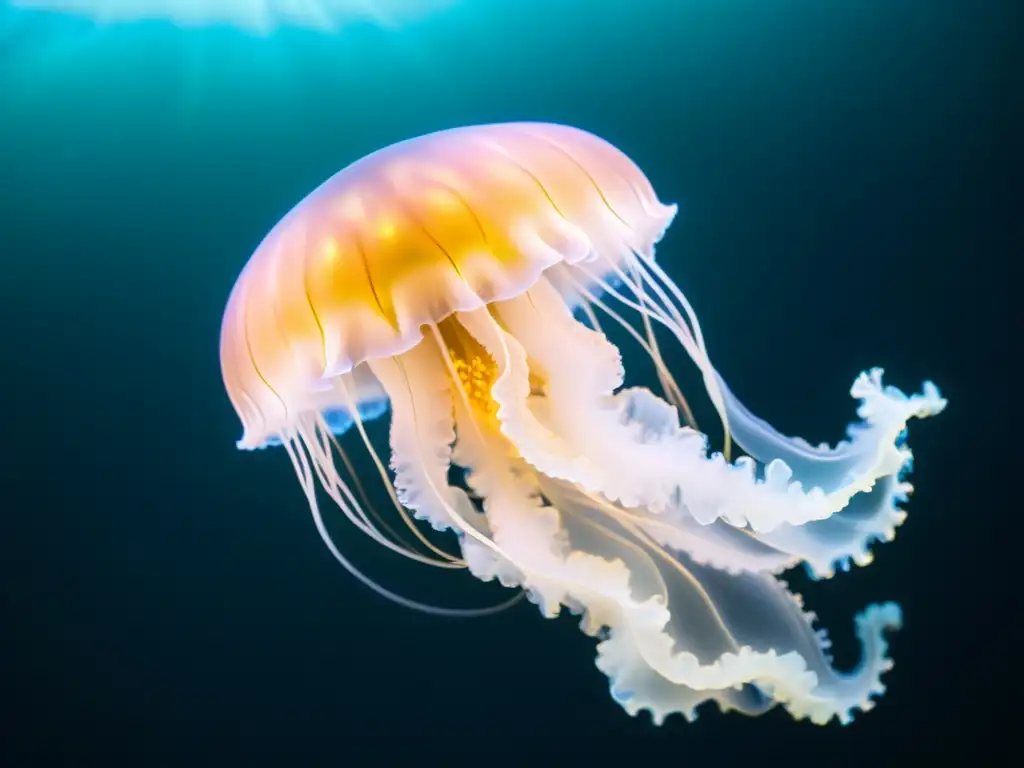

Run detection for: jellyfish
[[219, 122, 946, 725], [8, 0, 454, 32]]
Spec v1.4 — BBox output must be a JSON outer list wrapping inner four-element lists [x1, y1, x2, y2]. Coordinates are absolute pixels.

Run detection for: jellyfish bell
[[220, 122, 946, 726], [221, 123, 679, 447]]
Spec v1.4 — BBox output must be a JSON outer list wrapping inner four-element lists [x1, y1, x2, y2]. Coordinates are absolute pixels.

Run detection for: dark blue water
[[0, 0, 1013, 762]]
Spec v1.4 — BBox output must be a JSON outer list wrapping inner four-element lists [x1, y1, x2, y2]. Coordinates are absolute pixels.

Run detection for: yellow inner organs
[[435, 313, 548, 434], [437, 316, 502, 425], [450, 353, 500, 420]]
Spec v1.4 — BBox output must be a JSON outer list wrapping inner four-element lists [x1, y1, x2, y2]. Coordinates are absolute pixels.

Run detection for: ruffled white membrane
[[270, 260, 943, 725], [442, 286, 942, 725], [9, 0, 455, 32], [232, 139, 944, 723]]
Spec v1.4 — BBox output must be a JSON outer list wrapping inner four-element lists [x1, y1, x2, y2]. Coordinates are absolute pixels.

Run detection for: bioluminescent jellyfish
[[8, 0, 455, 32], [218, 122, 946, 725]]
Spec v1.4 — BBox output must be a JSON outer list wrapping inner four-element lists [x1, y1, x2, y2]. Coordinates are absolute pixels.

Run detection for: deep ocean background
[[0, 0, 1015, 762]]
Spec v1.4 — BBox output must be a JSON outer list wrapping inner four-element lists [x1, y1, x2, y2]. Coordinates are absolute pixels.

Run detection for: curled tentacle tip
[[860, 601, 904, 630]]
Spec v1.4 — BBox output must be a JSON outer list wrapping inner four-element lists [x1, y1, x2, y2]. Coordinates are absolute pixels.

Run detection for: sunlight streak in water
[[8, 0, 457, 33], [1, 0, 452, 102]]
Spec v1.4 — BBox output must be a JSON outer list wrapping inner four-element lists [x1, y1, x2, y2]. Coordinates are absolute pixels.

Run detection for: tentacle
[[626, 550, 902, 725], [624, 507, 799, 577], [594, 583, 900, 726], [486, 281, 918, 533], [573, 255, 730, 455], [367, 341, 486, 535], [278, 339, 523, 617], [549, 483, 901, 725], [455, 305, 608, 491], [556, 267, 697, 429], [280, 425, 507, 618], [286, 413, 459, 567], [711, 368, 947, 577], [506, 472, 899, 725], [609, 377, 943, 534], [449, 393, 564, 611]]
